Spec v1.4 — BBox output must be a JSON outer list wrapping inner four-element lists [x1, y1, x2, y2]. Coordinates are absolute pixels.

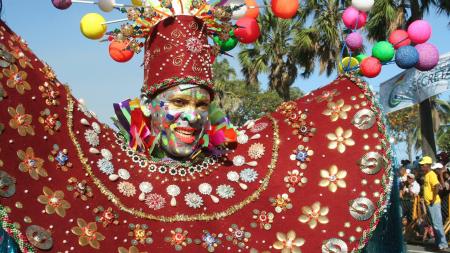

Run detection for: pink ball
[[408, 20, 432, 44], [415, 43, 439, 71], [342, 6, 367, 29], [345, 32, 363, 50], [388, 30, 411, 49]]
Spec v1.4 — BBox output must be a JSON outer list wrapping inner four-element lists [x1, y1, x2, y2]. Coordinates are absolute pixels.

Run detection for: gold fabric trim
[[65, 89, 280, 222]]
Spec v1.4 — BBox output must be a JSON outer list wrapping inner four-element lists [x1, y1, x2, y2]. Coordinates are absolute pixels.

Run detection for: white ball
[[351, 0, 374, 12], [227, 0, 247, 20], [98, 0, 115, 12]]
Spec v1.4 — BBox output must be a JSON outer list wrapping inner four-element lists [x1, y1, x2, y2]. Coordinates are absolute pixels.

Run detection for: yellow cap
[[419, 156, 433, 165]]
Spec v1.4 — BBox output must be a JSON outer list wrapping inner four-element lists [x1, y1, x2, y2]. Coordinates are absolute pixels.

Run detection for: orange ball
[[271, 0, 299, 19], [109, 40, 134, 63], [245, 0, 259, 18]]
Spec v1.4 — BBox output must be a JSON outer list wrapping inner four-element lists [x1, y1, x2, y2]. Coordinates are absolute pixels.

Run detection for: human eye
[[196, 101, 210, 110], [171, 98, 188, 107]]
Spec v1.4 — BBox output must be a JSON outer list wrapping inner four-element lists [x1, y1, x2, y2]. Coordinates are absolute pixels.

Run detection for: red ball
[[234, 17, 260, 44], [109, 40, 134, 63], [360, 57, 382, 78], [388, 30, 411, 49], [271, 0, 299, 19]]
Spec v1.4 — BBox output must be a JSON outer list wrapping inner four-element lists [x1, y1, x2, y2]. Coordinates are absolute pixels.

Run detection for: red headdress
[[141, 15, 215, 97]]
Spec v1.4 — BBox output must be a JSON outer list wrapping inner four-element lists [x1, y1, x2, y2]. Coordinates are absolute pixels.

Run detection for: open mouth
[[174, 126, 197, 144]]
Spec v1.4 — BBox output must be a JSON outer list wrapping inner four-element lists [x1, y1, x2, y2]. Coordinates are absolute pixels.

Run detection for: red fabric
[[0, 21, 392, 253], [143, 15, 214, 96]]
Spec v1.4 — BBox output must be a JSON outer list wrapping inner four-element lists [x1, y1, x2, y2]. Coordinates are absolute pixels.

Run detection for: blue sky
[[2, 1, 450, 158]]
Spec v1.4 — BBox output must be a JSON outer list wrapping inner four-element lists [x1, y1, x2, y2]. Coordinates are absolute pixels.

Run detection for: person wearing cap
[[421, 156, 449, 250], [405, 174, 420, 196]]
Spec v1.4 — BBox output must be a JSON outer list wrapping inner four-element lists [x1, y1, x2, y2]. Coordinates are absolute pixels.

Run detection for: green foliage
[[213, 58, 303, 126], [438, 129, 450, 152]]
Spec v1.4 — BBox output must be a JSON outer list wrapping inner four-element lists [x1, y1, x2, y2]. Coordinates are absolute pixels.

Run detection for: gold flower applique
[[326, 127, 355, 153], [322, 99, 351, 122], [71, 218, 105, 249], [118, 246, 146, 253], [3, 64, 31, 94], [37, 186, 71, 217], [8, 104, 35, 136], [319, 165, 347, 193], [17, 147, 47, 180], [298, 202, 329, 229], [273, 230, 305, 253]]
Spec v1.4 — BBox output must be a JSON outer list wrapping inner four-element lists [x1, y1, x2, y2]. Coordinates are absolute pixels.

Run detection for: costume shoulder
[[0, 21, 393, 253]]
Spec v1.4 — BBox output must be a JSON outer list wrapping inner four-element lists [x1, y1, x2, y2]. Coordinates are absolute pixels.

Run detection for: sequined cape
[[0, 21, 394, 253]]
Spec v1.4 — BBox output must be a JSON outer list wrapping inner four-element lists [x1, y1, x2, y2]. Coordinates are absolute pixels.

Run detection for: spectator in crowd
[[421, 156, 449, 250], [404, 174, 421, 197]]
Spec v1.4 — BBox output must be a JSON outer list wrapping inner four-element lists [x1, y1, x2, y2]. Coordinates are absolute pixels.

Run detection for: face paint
[[148, 85, 211, 158]]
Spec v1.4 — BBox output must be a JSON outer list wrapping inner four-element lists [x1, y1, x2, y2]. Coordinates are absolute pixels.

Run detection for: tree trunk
[[420, 98, 437, 159], [408, 0, 437, 159]]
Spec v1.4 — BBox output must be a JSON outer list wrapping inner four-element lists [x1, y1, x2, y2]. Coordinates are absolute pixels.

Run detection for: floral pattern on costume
[[71, 218, 105, 249], [319, 165, 347, 193], [8, 104, 34, 136], [37, 186, 71, 217], [272, 230, 305, 253], [326, 127, 355, 153], [17, 147, 47, 180], [298, 202, 329, 229], [2, 64, 31, 94]]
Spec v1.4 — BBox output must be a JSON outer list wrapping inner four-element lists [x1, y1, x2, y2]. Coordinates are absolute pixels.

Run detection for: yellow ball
[[80, 13, 107, 40], [131, 0, 142, 6], [338, 57, 359, 73]]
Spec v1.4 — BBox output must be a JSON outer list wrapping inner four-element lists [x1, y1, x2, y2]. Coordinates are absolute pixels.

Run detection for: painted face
[[148, 85, 211, 158]]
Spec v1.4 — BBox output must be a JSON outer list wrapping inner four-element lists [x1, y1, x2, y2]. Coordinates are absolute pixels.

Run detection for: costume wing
[[0, 21, 393, 253]]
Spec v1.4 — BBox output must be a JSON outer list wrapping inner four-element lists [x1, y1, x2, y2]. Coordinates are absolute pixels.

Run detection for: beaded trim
[[337, 73, 394, 252], [0, 205, 35, 253], [114, 133, 219, 179], [66, 87, 280, 222], [141, 75, 214, 98]]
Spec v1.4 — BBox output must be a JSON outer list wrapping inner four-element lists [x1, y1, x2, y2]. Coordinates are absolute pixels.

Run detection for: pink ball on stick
[[345, 32, 363, 50], [234, 17, 261, 44], [415, 43, 439, 71], [342, 6, 367, 29], [388, 30, 411, 49], [52, 0, 72, 10], [407, 20, 432, 44]]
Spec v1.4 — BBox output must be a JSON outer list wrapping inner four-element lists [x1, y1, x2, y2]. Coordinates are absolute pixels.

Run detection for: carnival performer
[[0, 1, 395, 252]]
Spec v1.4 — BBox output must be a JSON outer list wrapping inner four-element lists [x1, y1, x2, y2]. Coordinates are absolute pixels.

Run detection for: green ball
[[356, 54, 368, 63], [372, 41, 395, 62], [213, 31, 238, 52]]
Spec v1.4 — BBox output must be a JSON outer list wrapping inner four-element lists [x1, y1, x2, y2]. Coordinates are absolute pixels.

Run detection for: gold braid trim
[[65, 88, 280, 222]]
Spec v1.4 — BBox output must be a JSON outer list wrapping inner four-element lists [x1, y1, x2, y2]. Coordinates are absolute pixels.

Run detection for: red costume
[[0, 13, 393, 253]]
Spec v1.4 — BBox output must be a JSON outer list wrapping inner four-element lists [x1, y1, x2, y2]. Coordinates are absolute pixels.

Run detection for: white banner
[[379, 52, 450, 113]]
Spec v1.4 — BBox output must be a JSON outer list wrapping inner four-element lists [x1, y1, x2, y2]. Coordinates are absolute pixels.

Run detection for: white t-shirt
[[409, 180, 420, 195]]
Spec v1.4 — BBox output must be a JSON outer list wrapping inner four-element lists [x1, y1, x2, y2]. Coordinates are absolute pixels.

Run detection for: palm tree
[[238, 1, 316, 101]]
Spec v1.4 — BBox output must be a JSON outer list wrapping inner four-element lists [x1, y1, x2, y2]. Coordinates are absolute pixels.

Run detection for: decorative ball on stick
[[356, 54, 368, 63], [338, 57, 359, 73], [342, 6, 367, 29], [98, 0, 116, 12], [345, 32, 363, 51], [52, 0, 73, 10], [109, 40, 134, 62], [213, 31, 238, 52], [415, 43, 439, 71], [234, 17, 260, 44], [360, 56, 382, 78], [394, 45, 419, 69], [388, 30, 410, 49], [372, 41, 395, 62], [351, 0, 374, 12], [80, 13, 107, 40], [271, 0, 299, 19], [407, 20, 432, 44], [131, 0, 142, 6], [244, 0, 259, 19]]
